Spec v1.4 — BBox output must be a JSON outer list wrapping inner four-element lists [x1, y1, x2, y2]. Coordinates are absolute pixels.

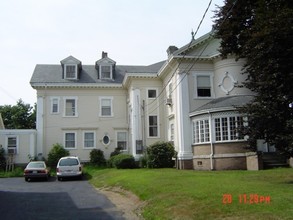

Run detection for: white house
[[30, 52, 166, 162], [28, 32, 282, 169]]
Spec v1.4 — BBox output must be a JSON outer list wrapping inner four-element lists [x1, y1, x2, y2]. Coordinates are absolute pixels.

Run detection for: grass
[[84, 166, 293, 220], [0, 167, 23, 178]]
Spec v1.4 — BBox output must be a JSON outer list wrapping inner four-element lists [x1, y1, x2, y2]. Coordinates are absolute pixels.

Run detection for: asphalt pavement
[[0, 177, 124, 220]]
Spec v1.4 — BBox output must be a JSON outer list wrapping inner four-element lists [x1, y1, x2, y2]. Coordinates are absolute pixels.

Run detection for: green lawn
[[85, 167, 293, 220]]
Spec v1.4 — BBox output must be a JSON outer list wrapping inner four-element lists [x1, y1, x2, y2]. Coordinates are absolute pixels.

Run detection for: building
[[29, 32, 266, 170], [30, 52, 166, 162], [0, 114, 37, 165]]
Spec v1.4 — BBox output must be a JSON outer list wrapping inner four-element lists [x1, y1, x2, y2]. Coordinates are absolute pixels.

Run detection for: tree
[[213, 0, 293, 156], [0, 99, 36, 129]]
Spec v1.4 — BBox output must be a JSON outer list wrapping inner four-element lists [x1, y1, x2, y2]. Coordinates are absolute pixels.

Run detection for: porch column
[[131, 88, 142, 160], [176, 73, 193, 169]]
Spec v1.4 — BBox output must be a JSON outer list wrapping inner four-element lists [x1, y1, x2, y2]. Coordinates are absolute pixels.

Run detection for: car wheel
[[25, 177, 28, 182], [57, 177, 62, 181]]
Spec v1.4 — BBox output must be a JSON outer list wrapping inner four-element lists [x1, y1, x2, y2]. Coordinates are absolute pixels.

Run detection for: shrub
[[0, 148, 5, 170], [110, 147, 122, 157], [47, 143, 69, 168], [109, 154, 136, 169], [90, 149, 106, 167], [146, 141, 176, 168], [138, 152, 148, 168]]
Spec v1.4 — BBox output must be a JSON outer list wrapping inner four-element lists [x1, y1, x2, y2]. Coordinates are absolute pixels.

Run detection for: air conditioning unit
[[8, 148, 16, 154], [165, 98, 172, 106]]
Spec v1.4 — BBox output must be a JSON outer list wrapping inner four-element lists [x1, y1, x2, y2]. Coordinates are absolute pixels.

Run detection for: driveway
[[0, 177, 124, 220]]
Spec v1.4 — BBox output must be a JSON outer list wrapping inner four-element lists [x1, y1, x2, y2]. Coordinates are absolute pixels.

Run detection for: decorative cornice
[[31, 83, 123, 89]]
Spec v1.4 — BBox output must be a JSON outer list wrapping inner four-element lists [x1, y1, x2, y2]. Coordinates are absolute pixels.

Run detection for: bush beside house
[[146, 142, 176, 168], [47, 143, 69, 167], [90, 149, 106, 167]]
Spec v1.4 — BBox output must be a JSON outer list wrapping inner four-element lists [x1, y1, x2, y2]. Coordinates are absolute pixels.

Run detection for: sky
[[0, 0, 224, 106]]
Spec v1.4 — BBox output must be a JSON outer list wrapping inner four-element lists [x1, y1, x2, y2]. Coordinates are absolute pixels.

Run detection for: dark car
[[24, 161, 50, 181]]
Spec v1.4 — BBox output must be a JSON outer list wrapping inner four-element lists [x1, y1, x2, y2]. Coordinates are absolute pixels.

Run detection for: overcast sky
[[0, 0, 224, 106]]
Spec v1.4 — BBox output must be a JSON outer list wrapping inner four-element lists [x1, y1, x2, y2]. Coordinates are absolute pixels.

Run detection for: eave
[[122, 72, 158, 88], [30, 82, 123, 89], [189, 106, 236, 118]]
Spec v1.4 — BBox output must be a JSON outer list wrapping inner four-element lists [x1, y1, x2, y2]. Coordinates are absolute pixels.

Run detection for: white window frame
[[99, 97, 113, 117], [192, 119, 210, 144], [116, 131, 128, 151], [64, 132, 77, 149], [64, 64, 78, 79], [214, 116, 245, 142], [147, 88, 157, 99], [6, 136, 18, 154], [99, 65, 113, 79], [83, 131, 96, 149], [50, 97, 60, 114], [193, 72, 214, 99], [148, 115, 159, 138], [63, 97, 78, 117]]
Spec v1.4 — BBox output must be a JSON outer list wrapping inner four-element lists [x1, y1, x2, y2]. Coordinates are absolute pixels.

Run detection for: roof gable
[[60, 55, 82, 66], [173, 32, 221, 59]]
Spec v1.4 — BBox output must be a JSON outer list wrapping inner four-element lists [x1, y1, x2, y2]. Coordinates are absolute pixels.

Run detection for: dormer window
[[100, 65, 112, 79], [95, 51, 116, 80], [65, 64, 77, 79], [60, 55, 82, 80]]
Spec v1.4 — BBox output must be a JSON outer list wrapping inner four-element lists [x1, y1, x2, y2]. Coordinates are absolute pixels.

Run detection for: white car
[[56, 156, 83, 181]]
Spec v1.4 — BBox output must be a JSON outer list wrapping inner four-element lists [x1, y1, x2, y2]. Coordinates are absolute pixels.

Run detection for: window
[[193, 119, 210, 144], [100, 65, 112, 79], [102, 135, 110, 145], [197, 75, 211, 97], [7, 137, 17, 154], [148, 89, 157, 98], [149, 115, 158, 137], [64, 132, 76, 149], [51, 97, 59, 114], [117, 132, 127, 150], [215, 116, 244, 142], [100, 97, 113, 117], [64, 98, 77, 117], [84, 132, 95, 148], [64, 64, 77, 79]]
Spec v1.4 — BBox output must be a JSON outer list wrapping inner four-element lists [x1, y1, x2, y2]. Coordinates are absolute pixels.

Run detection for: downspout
[[43, 83, 47, 160], [208, 111, 214, 170], [142, 100, 146, 152]]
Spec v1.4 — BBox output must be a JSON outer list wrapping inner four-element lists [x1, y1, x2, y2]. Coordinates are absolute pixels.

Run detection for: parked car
[[24, 161, 50, 181], [56, 156, 83, 181]]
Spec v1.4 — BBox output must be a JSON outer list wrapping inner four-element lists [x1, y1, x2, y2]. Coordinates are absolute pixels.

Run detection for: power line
[[146, 0, 214, 108], [146, 0, 239, 115]]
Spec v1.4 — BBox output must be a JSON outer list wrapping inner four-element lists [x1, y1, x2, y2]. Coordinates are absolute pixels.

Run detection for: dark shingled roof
[[191, 95, 255, 113], [30, 61, 165, 85]]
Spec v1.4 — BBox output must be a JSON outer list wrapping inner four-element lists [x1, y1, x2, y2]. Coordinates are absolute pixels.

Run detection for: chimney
[[102, 51, 108, 58], [167, 46, 178, 57]]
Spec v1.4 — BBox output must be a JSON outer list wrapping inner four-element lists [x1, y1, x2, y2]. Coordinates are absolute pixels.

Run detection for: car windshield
[[27, 162, 45, 169], [59, 158, 79, 166]]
